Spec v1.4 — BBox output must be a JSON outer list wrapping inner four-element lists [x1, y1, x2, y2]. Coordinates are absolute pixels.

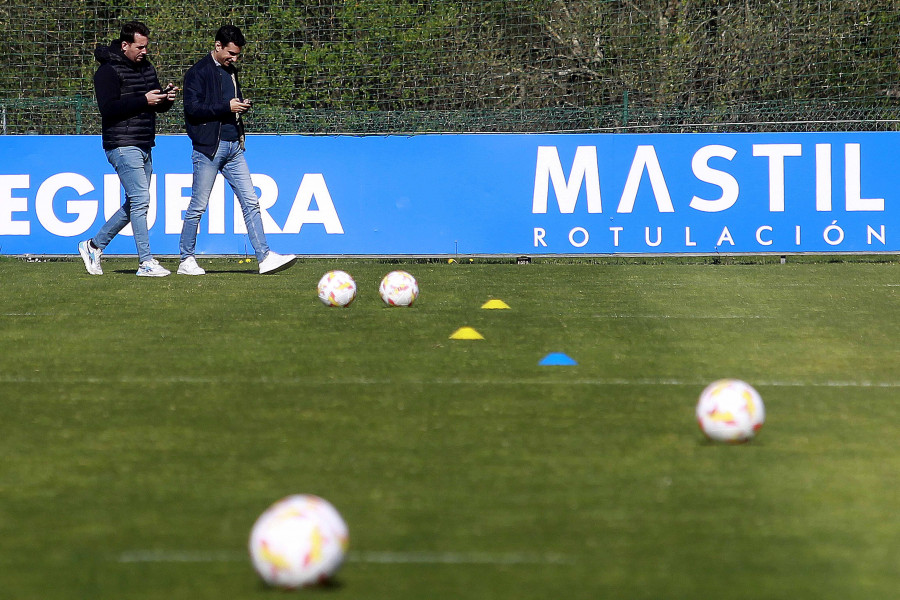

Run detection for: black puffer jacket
[[93, 40, 173, 150]]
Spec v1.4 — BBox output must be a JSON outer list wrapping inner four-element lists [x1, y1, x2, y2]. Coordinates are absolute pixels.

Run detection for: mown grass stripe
[[116, 550, 572, 565], [3, 376, 900, 388]]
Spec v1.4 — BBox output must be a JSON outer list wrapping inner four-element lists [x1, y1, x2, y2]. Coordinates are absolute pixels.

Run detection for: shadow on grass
[[255, 578, 345, 593], [108, 268, 258, 275]]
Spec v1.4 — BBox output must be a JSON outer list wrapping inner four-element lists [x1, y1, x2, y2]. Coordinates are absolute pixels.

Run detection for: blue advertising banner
[[0, 132, 896, 255]]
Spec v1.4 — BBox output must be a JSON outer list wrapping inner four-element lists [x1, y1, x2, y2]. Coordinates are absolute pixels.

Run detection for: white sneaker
[[136, 259, 171, 277], [259, 252, 297, 275], [78, 240, 103, 275], [177, 256, 206, 275]]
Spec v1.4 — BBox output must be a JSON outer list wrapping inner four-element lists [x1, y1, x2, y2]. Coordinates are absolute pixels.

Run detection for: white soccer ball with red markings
[[379, 270, 419, 306], [317, 270, 357, 307], [249, 494, 349, 588], [696, 379, 765, 443]]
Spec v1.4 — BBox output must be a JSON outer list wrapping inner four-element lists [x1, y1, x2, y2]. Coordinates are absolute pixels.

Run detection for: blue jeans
[[94, 146, 153, 263], [180, 140, 270, 262]]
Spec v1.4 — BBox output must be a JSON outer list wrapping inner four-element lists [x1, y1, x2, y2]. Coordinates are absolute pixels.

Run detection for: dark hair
[[215, 25, 246, 48], [120, 21, 150, 43]]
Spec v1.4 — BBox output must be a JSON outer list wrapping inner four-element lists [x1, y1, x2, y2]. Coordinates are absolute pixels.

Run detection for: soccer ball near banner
[[317, 270, 357, 307], [379, 270, 419, 306], [248, 494, 349, 589], [696, 379, 765, 443]]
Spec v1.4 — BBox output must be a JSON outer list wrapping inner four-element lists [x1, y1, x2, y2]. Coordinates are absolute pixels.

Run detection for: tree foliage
[[1, 0, 898, 133]]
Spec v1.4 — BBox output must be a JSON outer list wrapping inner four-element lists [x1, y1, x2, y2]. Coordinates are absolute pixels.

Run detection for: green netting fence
[[2, 0, 900, 135]]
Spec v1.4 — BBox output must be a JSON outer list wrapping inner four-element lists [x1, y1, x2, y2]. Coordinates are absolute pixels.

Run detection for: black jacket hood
[[94, 39, 127, 65]]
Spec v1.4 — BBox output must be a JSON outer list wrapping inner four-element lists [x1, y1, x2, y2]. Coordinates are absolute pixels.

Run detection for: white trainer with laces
[[177, 256, 206, 275], [259, 252, 298, 275], [137, 259, 171, 277], [77, 240, 103, 275]]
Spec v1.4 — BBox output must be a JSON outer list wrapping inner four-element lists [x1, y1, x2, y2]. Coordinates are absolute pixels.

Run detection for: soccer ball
[[317, 270, 357, 307], [379, 270, 419, 306], [696, 379, 765, 443], [249, 494, 349, 589]]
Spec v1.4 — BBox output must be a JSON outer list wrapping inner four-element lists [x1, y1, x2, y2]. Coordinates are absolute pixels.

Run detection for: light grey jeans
[[94, 146, 153, 263], [180, 140, 270, 263]]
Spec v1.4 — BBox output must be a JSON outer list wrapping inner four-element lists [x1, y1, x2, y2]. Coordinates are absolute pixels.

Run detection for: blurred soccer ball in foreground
[[379, 270, 419, 306], [249, 494, 349, 588], [696, 379, 765, 443], [317, 270, 357, 307]]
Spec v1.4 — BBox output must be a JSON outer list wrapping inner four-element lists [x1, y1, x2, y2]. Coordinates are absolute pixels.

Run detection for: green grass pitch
[[1, 255, 899, 599]]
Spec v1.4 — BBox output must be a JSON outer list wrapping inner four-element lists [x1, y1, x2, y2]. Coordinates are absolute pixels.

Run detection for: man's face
[[122, 33, 149, 63], [213, 41, 242, 67]]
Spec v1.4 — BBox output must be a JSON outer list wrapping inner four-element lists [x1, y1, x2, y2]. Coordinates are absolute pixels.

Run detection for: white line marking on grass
[[6, 376, 900, 388], [118, 550, 243, 563], [351, 551, 572, 565], [593, 314, 773, 319], [536, 378, 900, 389], [116, 550, 572, 566]]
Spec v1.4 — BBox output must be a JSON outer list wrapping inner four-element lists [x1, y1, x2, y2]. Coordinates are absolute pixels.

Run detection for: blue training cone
[[539, 352, 578, 366]]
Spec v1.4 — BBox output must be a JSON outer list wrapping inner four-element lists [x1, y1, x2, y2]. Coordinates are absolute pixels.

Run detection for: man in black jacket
[[177, 24, 296, 276], [79, 21, 176, 277]]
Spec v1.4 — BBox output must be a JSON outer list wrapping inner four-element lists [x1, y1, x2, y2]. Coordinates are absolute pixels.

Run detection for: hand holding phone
[[231, 98, 253, 113], [146, 89, 169, 105]]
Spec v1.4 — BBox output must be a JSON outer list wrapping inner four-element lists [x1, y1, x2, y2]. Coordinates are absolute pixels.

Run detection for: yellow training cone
[[450, 327, 484, 340], [481, 299, 510, 310]]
